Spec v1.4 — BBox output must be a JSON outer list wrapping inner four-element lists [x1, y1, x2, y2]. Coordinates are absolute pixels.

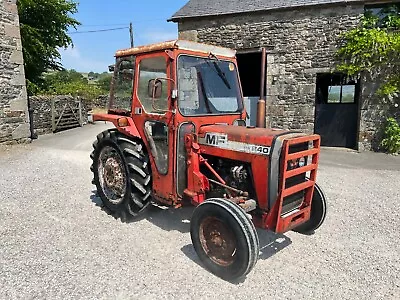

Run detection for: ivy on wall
[[336, 3, 400, 153], [336, 4, 400, 99]]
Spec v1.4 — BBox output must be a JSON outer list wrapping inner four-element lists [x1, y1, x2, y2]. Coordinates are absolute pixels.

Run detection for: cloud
[[59, 46, 111, 73]]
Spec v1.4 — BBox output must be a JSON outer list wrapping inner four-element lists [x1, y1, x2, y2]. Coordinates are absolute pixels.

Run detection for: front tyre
[[90, 129, 151, 220], [294, 182, 327, 234], [190, 198, 259, 280]]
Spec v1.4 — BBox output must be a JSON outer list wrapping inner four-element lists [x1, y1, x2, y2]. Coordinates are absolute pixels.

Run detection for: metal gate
[[51, 98, 83, 133], [314, 74, 360, 149]]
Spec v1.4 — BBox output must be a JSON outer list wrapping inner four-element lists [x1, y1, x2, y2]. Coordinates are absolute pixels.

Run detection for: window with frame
[[138, 56, 168, 113], [144, 121, 169, 174], [316, 73, 359, 104], [110, 56, 135, 112]]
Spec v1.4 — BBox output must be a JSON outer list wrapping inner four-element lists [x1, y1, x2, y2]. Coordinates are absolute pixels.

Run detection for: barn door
[[315, 74, 360, 149]]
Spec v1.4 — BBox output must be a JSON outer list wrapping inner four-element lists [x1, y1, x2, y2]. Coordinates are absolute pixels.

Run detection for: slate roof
[[169, 0, 366, 21]]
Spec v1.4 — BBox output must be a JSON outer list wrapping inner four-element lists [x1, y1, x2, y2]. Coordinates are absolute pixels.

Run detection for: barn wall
[[177, 4, 392, 150]]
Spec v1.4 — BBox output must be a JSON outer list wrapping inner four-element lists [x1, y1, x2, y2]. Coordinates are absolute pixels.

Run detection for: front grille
[[281, 142, 308, 215]]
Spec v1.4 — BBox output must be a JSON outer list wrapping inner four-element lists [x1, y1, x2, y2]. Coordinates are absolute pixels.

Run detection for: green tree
[[44, 69, 87, 86], [40, 69, 103, 99], [336, 4, 400, 99], [17, 0, 80, 94]]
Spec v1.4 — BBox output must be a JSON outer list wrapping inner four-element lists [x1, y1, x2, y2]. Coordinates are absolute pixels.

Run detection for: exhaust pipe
[[256, 47, 266, 128]]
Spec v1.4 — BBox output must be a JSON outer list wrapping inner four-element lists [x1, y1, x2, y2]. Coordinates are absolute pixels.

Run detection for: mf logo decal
[[205, 133, 227, 146], [200, 133, 271, 156]]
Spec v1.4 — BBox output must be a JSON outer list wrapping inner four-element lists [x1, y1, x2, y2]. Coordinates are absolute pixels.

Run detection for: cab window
[[110, 56, 135, 112], [138, 56, 168, 113]]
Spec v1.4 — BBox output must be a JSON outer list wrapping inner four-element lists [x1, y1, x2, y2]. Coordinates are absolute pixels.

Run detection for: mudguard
[[92, 113, 141, 139]]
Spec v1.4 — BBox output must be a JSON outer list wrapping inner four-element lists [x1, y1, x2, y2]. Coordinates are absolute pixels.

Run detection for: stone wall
[[177, 3, 391, 150], [0, 0, 30, 143]]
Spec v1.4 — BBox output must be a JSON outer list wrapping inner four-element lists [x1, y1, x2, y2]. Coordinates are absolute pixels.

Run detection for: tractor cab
[[94, 40, 248, 202]]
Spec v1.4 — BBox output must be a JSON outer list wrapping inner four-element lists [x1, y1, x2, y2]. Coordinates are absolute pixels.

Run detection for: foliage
[[336, 4, 400, 99], [44, 69, 87, 86], [96, 74, 113, 91], [17, 0, 80, 94], [381, 118, 400, 154], [49, 81, 103, 99], [39, 69, 109, 100]]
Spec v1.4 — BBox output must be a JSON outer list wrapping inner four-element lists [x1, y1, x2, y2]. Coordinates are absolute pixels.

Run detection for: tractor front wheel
[[190, 198, 259, 280], [294, 182, 327, 234], [90, 129, 152, 220]]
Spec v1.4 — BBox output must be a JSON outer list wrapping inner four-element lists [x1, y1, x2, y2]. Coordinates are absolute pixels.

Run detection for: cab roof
[[115, 40, 236, 58]]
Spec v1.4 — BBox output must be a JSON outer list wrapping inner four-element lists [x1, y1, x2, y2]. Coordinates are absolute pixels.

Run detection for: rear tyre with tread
[[90, 129, 151, 220], [190, 198, 259, 280]]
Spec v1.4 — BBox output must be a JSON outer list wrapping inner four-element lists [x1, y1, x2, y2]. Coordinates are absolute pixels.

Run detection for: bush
[[37, 69, 109, 100], [381, 117, 400, 154], [46, 81, 104, 100]]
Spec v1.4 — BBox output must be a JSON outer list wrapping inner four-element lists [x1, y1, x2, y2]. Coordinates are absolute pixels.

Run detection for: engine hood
[[198, 124, 303, 147]]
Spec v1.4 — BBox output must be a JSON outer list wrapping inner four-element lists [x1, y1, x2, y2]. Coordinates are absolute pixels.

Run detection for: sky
[[60, 0, 188, 73]]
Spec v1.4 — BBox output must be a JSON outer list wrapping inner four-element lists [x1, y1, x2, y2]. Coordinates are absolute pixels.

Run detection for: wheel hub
[[98, 146, 127, 204], [199, 217, 237, 267], [103, 157, 124, 188]]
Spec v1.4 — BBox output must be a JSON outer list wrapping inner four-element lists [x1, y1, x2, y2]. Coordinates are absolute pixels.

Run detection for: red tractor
[[90, 40, 327, 280]]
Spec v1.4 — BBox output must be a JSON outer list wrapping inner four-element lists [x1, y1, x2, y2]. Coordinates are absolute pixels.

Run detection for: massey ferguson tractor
[[90, 40, 327, 280]]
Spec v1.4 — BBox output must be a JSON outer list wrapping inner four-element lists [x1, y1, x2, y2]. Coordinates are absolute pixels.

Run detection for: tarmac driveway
[[0, 123, 399, 299]]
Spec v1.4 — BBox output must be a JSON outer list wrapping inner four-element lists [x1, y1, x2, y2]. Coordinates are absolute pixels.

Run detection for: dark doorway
[[237, 52, 262, 96], [237, 51, 263, 126], [315, 73, 360, 149]]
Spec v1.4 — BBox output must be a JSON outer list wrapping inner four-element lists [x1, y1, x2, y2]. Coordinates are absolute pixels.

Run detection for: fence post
[[51, 97, 56, 132], [78, 99, 83, 126]]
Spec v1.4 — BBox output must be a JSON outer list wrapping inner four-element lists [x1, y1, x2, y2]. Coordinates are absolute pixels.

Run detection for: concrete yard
[[0, 123, 399, 299]]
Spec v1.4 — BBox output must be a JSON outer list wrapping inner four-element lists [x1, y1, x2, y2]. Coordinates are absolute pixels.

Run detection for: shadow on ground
[[180, 229, 291, 284], [91, 191, 292, 283], [90, 191, 193, 232]]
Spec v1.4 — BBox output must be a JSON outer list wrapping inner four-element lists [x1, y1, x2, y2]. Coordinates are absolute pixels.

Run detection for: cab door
[[131, 52, 176, 204]]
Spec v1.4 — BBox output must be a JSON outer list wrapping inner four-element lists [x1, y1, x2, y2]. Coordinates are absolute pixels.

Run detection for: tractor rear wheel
[[190, 198, 259, 280], [294, 182, 327, 234], [90, 129, 151, 220]]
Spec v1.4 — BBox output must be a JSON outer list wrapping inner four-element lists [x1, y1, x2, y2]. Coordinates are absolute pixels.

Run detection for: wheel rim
[[199, 216, 237, 267], [98, 146, 127, 204]]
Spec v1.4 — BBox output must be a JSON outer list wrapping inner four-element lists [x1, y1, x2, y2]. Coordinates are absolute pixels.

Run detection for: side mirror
[[148, 79, 163, 99]]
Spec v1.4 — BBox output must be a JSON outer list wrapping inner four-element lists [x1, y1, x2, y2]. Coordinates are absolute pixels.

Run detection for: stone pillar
[[0, 0, 30, 143]]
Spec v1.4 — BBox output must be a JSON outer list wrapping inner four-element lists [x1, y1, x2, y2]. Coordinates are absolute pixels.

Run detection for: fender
[[92, 113, 141, 139]]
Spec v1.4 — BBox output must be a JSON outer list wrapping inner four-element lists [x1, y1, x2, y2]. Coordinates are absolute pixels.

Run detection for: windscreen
[[177, 55, 243, 116]]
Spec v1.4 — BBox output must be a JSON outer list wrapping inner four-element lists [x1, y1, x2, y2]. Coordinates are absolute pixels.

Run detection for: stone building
[[0, 0, 30, 143], [170, 0, 399, 151]]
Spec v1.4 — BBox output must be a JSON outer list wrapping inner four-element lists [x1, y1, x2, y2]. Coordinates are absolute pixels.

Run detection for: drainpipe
[[256, 47, 267, 128]]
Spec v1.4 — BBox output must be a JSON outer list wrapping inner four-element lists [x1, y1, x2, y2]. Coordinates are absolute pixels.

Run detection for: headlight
[[298, 157, 306, 167], [287, 157, 307, 170]]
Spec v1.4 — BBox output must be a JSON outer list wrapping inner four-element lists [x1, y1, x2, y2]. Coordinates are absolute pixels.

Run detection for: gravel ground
[[0, 123, 399, 300]]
